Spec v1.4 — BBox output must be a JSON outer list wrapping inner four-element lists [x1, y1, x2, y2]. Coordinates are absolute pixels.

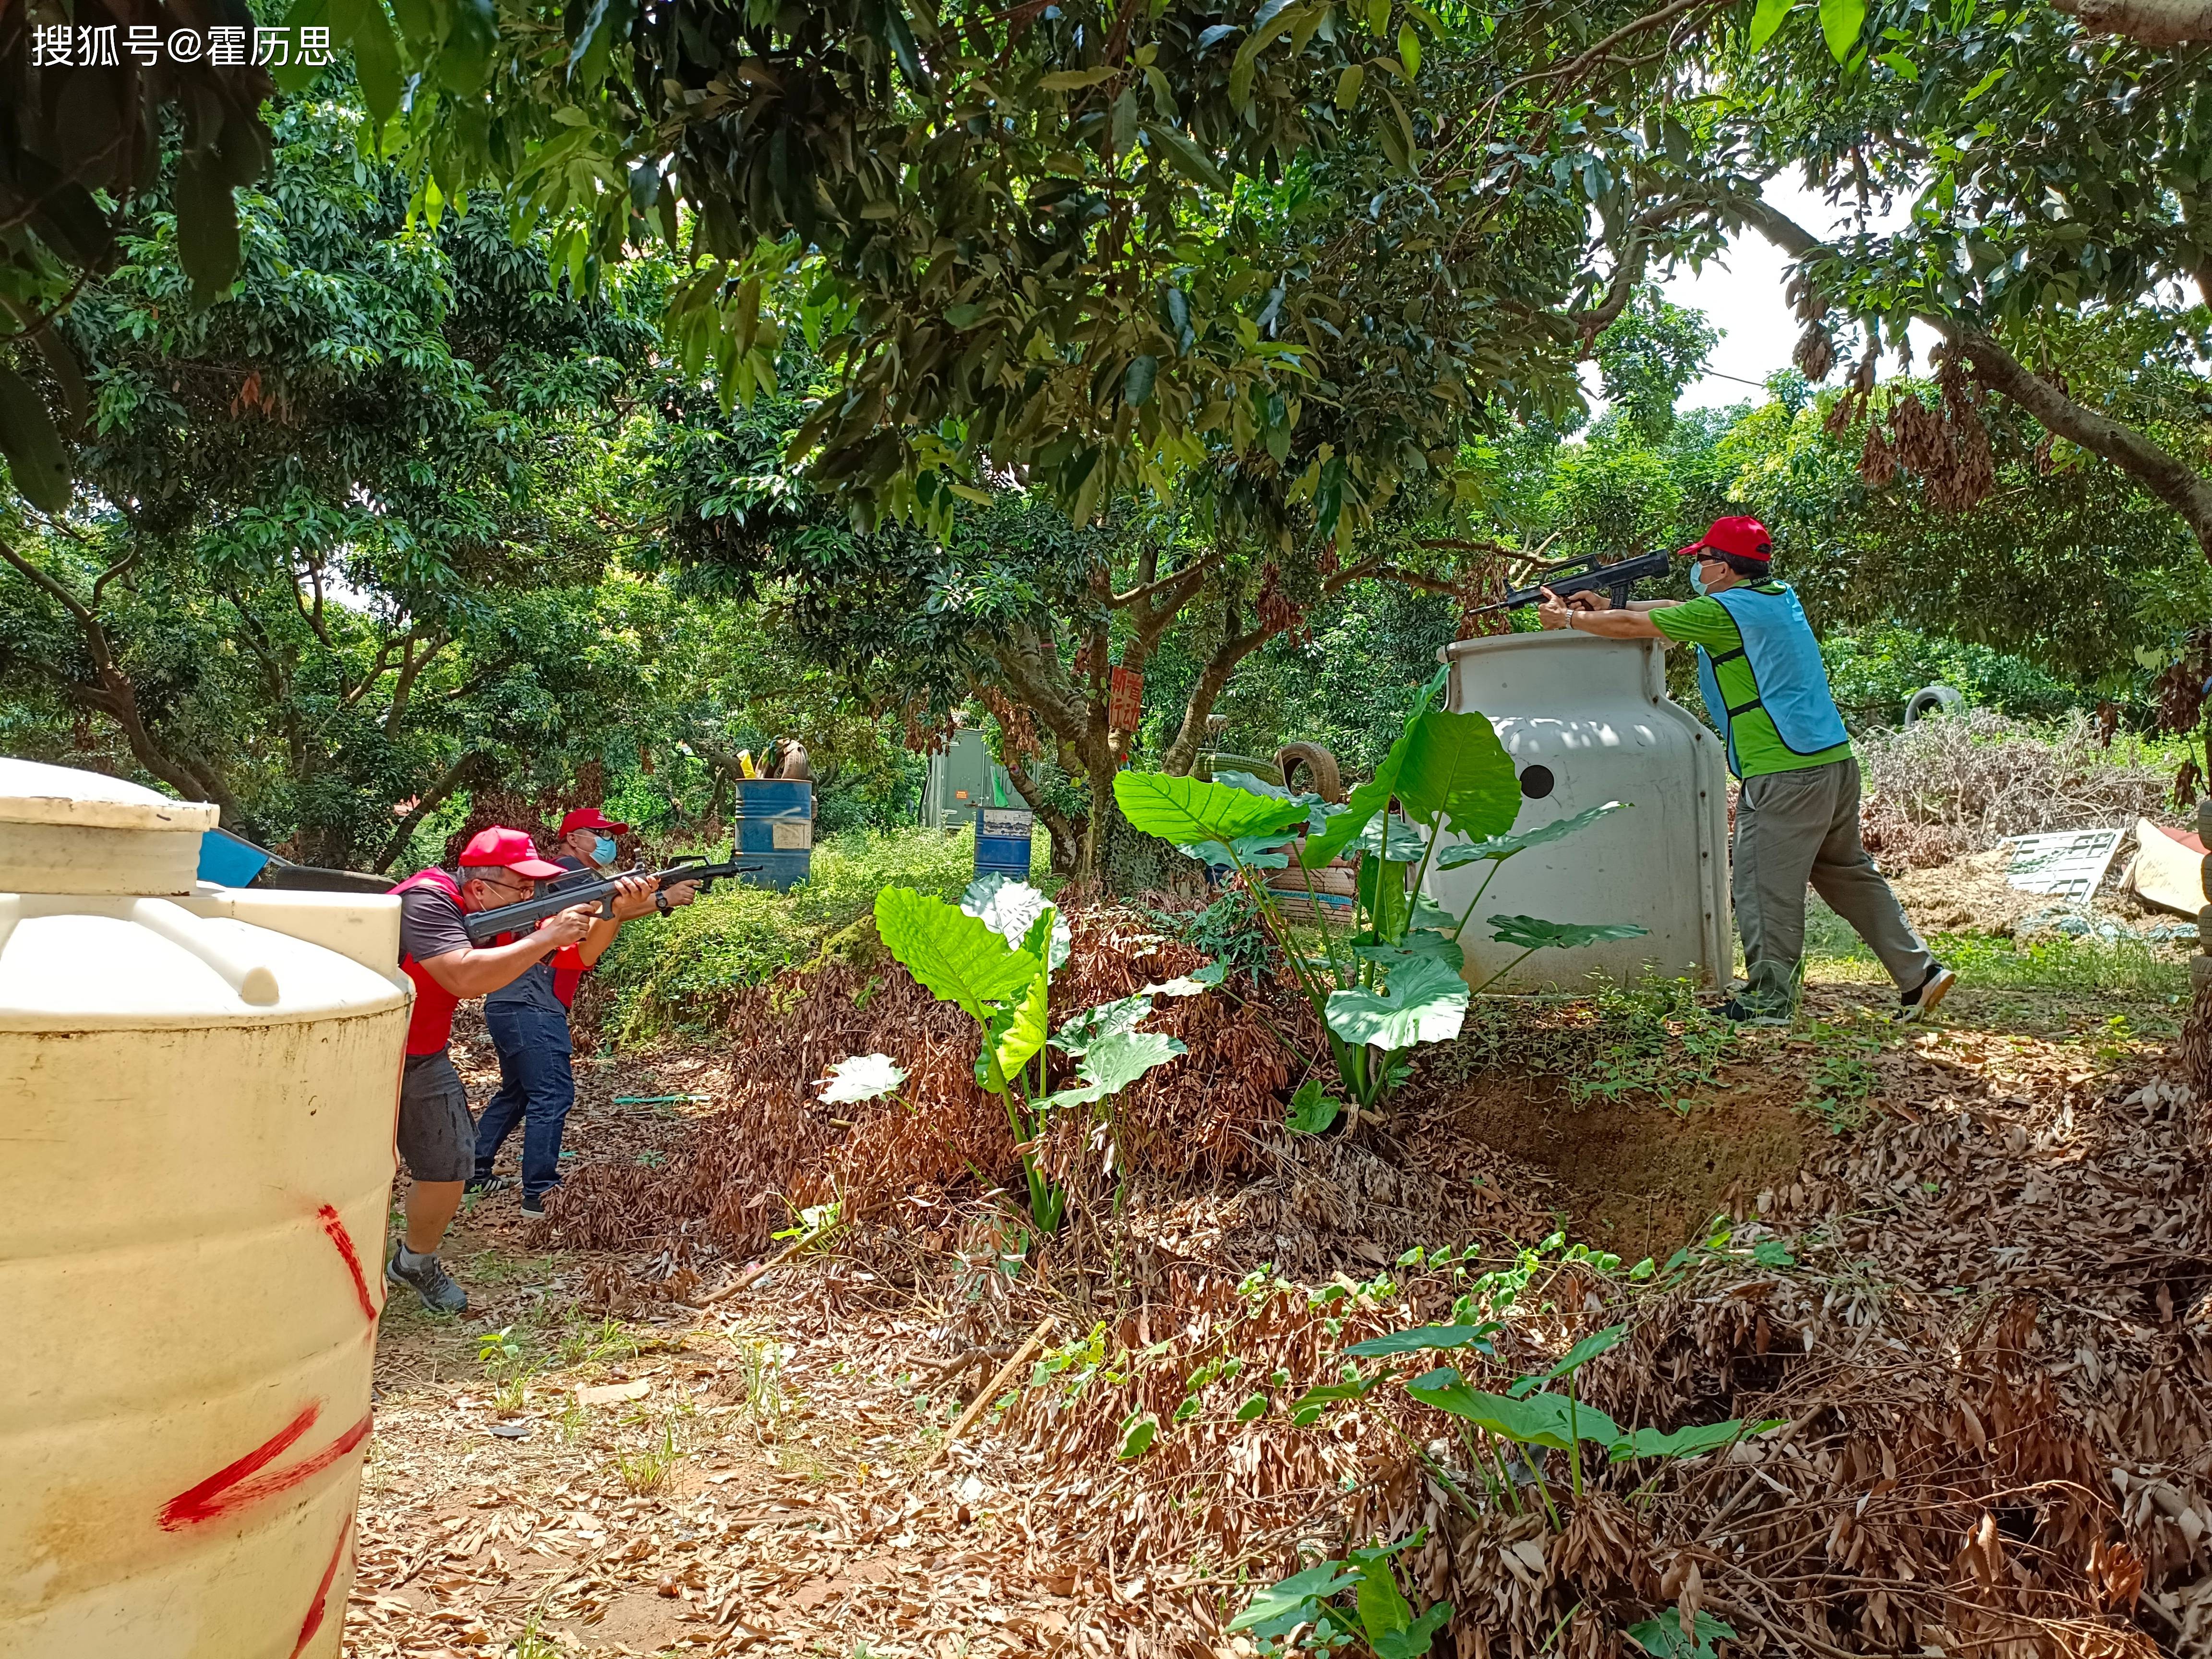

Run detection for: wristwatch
[[655, 892, 672, 915]]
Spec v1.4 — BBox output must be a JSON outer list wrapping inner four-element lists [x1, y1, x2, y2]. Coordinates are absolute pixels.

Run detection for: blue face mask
[[592, 835, 618, 866], [1690, 561, 1713, 597]]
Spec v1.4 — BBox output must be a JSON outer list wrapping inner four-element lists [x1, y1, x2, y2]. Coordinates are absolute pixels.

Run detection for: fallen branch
[[917, 1315, 1055, 1478]]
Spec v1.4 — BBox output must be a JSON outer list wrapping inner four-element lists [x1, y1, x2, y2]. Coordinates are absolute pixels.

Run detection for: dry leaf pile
[[549, 911, 1311, 1259]]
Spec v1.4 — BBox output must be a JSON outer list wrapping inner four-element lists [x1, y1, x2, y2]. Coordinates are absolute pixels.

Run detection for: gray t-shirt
[[484, 856, 590, 1017], [398, 877, 472, 965]]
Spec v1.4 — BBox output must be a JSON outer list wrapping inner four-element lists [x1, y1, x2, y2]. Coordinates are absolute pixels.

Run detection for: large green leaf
[[988, 956, 1051, 1084], [962, 874, 1070, 970], [1044, 1028, 1187, 1109], [874, 887, 1039, 1021], [1353, 936, 1466, 974], [1394, 709, 1518, 840], [1343, 1322, 1502, 1358], [1818, 0, 1867, 60], [1286, 1077, 1342, 1134], [1487, 915, 1651, 952], [1230, 1563, 1359, 1634], [1610, 1418, 1778, 1463], [1114, 771, 1309, 850], [1298, 669, 1447, 870], [0, 367, 72, 512], [1402, 1371, 1623, 1450], [1747, 0, 1794, 50], [1525, 1322, 1628, 1386], [1324, 957, 1469, 1052], [1436, 801, 1629, 868]]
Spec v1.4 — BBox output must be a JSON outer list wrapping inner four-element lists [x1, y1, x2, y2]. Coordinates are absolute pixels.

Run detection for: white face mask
[[592, 834, 619, 866]]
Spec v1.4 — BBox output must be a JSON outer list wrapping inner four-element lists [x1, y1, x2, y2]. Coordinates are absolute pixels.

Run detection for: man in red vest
[[389, 827, 651, 1312]]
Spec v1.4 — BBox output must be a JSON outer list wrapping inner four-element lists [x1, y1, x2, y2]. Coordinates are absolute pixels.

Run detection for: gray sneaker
[[386, 1247, 468, 1314]]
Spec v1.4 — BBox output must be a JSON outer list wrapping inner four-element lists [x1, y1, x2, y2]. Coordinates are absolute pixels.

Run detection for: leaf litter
[[347, 914, 2211, 1658]]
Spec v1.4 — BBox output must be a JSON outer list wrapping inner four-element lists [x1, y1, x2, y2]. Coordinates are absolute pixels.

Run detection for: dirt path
[[342, 968, 2204, 1658]]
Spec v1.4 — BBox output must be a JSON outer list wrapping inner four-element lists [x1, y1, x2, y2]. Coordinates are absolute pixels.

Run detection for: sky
[[1634, 171, 1937, 413]]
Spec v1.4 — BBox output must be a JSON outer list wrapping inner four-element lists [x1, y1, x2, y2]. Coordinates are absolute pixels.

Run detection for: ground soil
[[344, 958, 2208, 1659]]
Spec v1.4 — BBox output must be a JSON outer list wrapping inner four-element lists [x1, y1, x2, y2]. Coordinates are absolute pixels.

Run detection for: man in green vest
[[1538, 516, 1955, 1025]]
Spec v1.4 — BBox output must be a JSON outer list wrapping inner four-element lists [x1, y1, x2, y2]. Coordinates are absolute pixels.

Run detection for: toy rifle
[[463, 853, 759, 946], [1464, 546, 1675, 616]]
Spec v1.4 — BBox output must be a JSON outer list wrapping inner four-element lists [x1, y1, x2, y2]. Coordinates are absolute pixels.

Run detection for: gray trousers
[[1734, 757, 1936, 1014]]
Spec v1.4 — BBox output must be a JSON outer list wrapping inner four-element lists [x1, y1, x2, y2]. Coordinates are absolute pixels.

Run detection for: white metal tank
[[1427, 634, 1731, 990], [0, 757, 409, 1659]]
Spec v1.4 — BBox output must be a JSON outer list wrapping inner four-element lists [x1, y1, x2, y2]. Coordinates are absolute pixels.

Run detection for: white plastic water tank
[[1425, 634, 1732, 990], [0, 757, 409, 1659]]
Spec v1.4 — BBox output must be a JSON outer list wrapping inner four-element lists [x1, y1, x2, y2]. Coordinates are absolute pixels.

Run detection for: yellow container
[[0, 759, 409, 1659]]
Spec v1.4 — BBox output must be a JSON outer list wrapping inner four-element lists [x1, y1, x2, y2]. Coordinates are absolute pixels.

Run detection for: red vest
[[393, 868, 467, 1056]]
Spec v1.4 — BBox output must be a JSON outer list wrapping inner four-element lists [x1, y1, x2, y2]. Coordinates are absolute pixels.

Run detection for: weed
[[611, 1420, 681, 1495], [510, 1608, 562, 1659], [1451, 976, 1734, 1113], [558, 1313, 641, 1370], [726, 1333, 789, 1440], [1801, 1021, 1884, 1135]]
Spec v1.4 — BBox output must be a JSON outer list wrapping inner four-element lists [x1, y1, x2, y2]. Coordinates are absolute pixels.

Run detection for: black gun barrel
[[462, 856, 758, 946], [1467, 548, 1674, 616]]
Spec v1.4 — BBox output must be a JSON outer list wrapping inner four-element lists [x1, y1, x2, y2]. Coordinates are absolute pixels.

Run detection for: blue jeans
[[474, 1005, 575, 1201]]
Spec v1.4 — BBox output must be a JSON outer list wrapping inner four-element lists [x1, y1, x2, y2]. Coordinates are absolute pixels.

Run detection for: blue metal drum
[[733, 779, 813, 890], [975, 807, 1034, 882]]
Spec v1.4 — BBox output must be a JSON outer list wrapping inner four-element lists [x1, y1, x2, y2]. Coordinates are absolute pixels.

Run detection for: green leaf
[[1396, 22, 1420, 75], [1350, 1548, 1419, 1646], [170, 155, 243, 311], [1627, 1613, 1738, 1659], [1117, 1411, 1158, 1459], [1140, 122, 1230, 190], [818, 1052, 905, 1105], [1530, 1322, 1629, 1383], [1876, 48, 1919, 79], [1354, 935, 1466, 972], [1348, 815, 1431, 862], [1124, 354, 1159, 405], [1960, 62, 2007, 100], [1286, 1078, 1343, 1134], [1291, 1371, 1397, 1409], [1335, 62, 1366, 110], [1486, 915, 1651, 951], [877, 0, 930, 90], [1371, 1598, 1452, 1659], [1343, 1322, 1501, 1358], [1436, 801, 1629, 868], [1037, 66, 1117, 90], [1609, 1418, 1770, 1464], [0, 367, 73, 513], [1817, 0, 1866, 60], [1751, 1238, 1797, 1267], [990, 956, 1052, 1083], [1324, 957, 1469, 1052], [1114, 771, 1310, 850], [1052, 993, 1153, 1056], [1235, 1393, 1269, 1421], [329, 0, 405, 125], [1230, 1563, 1359, 1633], [1402, 1372, 1623, 1451], [1395, 710, 1518, 839], [962, 875, 1070, 970], [1045, 1028, 1188, 1109], [1747, 0, 1794, 50], [874, 888, 1039, 1022], [944, 302, 987, 328], [433, 0, 497, 92]]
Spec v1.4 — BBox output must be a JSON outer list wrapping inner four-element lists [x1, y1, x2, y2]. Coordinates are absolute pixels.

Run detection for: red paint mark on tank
[[159, 1403, 374, 1531], [317, 1202, 379, 1321], [289, 1513, 354, 1659]]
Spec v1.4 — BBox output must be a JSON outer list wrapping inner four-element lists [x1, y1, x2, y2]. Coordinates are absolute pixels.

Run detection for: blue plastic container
[[197, 827, 274, 888], [733, 779, 813, 891], [975, 807, 1034, 883]]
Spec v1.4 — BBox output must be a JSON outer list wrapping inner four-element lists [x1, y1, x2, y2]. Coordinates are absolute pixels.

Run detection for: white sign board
[[2003, 828, 2124, 899]]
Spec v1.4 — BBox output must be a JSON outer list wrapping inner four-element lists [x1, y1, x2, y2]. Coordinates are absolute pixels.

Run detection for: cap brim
[[600, 819, 630, 835], [1674, 541, 1712, 559], [510, 857, 567, 879]]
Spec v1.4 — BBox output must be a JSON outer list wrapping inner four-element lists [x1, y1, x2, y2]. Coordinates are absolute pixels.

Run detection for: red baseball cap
[[558, 806, 630, 837], [457, 826, 565, 879], [1677, 516, 1773, 562]]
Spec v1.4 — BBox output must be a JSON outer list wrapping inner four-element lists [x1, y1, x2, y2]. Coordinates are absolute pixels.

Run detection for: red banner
[[1108, 666, 1144, 732]]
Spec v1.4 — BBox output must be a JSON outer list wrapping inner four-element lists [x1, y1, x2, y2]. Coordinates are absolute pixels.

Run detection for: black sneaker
[[1715, 997, 1790, 1027], [386, 1247, 468, 1314], [518, 1187, 560, 1221], [465, 1174, 515, 1196], [1896, 964, 1956, 1024]]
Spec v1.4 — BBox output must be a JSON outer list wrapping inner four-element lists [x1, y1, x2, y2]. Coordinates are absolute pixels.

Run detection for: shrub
[[592, 825, 990, 1042], [1854, 709, 2173, 868]]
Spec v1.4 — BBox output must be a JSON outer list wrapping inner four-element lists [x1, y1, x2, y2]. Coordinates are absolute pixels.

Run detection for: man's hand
[[1537, 586, 1571, 630], [1565, 589, 1611, 611], [603, 872, 662, 922], [660, 879, 700, 910], [539, 904, 600, 949]]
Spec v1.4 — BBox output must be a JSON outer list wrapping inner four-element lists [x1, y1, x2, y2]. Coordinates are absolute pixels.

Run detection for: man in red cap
[[1538, 516, 1954, 1026], [469, 808, 698, 1220], [386, 828, 654, 1312]]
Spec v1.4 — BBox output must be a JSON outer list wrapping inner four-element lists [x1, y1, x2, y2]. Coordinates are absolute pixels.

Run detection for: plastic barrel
[[733, 779, 813, 890], [975, 808, 1034, 882]]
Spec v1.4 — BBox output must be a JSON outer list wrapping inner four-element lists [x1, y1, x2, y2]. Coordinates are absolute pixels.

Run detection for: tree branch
[[377, 750, 487, 873]]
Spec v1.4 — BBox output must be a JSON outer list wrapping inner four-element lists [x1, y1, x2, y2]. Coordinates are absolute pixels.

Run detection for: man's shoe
[[465, 1174, 515, 1196], [518, 1188, 559, 1221], [1896, 964, 1956, 1024], [1715, 997, 1790, 1027], [386, 1247, 468, 1314]]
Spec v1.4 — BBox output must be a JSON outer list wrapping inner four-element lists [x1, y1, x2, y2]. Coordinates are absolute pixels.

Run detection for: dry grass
[[1856, 710, 2174, 870]]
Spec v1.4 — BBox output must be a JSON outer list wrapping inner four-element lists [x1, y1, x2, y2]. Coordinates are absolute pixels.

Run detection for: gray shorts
[[397, 1051, 474, 1183]]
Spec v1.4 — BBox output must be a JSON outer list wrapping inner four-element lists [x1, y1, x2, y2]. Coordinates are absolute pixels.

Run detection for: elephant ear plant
[[868, 876, 1214, 1231], [1112, 670, 1647, 1115]]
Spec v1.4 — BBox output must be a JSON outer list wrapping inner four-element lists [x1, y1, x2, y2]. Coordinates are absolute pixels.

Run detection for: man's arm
[[414, 905, 597, 998], [575, 874, 690, 968], [1537, 586, 1669, 638]]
